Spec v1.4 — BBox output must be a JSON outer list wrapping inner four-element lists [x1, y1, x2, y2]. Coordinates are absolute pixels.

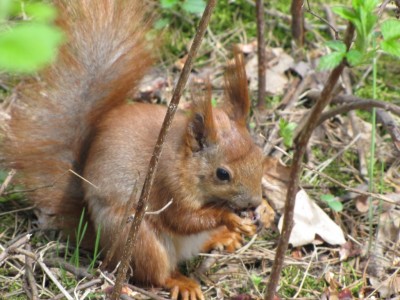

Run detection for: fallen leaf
[[246, 47, 294, 96], [278, 189, 346, 247]]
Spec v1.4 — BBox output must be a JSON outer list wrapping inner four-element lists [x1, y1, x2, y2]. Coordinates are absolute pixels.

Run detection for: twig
[[127, 283, 169, 300], [25, 243, 39, 300], [291, 0, 305, 46], [0, 234, 31, 266], [317, 99, 400, 126], [256, 0, 266, 109], [110, 1, 217, 299], [376, 109, 400, 152], [144, 199, 173, 215], [68, 169, 98, 189], [264, 22, 355, 300], [323, 4, 338, 40], [0, 205, 36, 217], [0, 169, 16, 196], [263, 74, 312, 156], [51, 279, 103, 300], [293, 248, 316, 299], [11, 248, 88, 300], [306, 0, 339, 39], [127, 199, 173, 221], [43, 258, 93, 280], [378, 0, 392, 16]]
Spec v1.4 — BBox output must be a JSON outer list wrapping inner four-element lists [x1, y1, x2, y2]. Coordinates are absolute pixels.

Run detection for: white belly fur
[[160, 230, 216, 268]]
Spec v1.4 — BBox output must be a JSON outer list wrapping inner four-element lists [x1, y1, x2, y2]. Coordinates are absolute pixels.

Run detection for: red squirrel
[[3, 0, 265, 299]]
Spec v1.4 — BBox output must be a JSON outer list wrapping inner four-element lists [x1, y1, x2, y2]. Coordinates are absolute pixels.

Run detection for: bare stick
[[25, 244, 39, 300], [51, 279, 102, 300], [264, 22, 355, 300], [307, 91, 400, 116], [38, 259, 74, 300], [256, 0, 266, 109], [0, 234, 31, 266], [291, 0, 305, 46], [0, 169, 15, 196], [110, 1, 217, 299]]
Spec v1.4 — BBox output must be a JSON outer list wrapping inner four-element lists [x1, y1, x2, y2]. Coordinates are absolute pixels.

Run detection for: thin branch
[[256, 0, 266, 109], [0, 234, 31, 266], [43, 258, 94, 280], [51, 279, 102, 300], [264, 22, 355, 300], [291, 0, 305, 46], [0, 169, 15, 196], [25, 244, 39, 300], [306, 0, 339, 39], [318, 99, 400, 123], [307, 93, 400, 125], [110, 1, 217, 299]]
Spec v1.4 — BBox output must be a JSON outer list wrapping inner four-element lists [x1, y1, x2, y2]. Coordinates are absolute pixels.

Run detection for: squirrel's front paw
[[165, 272, 204, 300], [202, 226, 243, 253], [224, 213, 257, 236]]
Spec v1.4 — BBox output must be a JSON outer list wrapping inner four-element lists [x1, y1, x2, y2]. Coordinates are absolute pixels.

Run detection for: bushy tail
[[2, 0, 153, 231]]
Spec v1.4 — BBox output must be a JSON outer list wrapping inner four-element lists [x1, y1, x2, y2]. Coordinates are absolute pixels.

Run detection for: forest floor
[[1, 1, 400, 299]]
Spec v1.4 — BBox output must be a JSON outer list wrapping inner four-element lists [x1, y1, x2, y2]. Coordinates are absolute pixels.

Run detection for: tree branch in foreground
[[110, 1, 217, 299], [264, 22, 355, 300]]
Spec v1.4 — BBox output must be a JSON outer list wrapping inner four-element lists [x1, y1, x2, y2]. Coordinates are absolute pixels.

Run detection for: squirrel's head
[[182, 51, 264, 210]]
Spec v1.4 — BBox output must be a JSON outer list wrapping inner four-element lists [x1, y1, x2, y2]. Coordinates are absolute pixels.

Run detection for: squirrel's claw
[[166, 273, 204, 300]]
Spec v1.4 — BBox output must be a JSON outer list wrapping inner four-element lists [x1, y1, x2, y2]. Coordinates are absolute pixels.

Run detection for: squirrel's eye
[[216, 167, 230, 181]]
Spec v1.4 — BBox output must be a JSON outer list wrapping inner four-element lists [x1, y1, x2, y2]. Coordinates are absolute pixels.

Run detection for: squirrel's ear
[[186, 91, 217, 152], [224, 48, 250, 125]]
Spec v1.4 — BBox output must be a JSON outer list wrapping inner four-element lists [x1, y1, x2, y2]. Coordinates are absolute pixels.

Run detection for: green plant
[[318, 0, 400, 71], [0, 0, 64, 73], [88, 224, 102, 272], [320, 194, 343, 212], [279, 118, 297, 148], [161, 0, 206, 14], [71, 208, 88, 268]]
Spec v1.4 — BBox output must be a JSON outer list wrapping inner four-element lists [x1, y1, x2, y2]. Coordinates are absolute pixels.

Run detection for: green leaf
[[317, 52, 345, 71], [160, 0, 178, 9], [381, 19, 400, 41], [381, 39, 400, 58], [182, 0, 206, 14], [328, 201, 344, 212], [251, 275, 262, 287], [346, 49, 364, 66], [320, 194, 343, 212], [0, 0, 12, 21], [332, 7, 357, 23], [25, 2, 58, 22], [0, 23, 64, 73], [326, 40, 346, 53], [154, 18, 169, 30], [362, 0, 379, 11], [279, 119, 297, 148], [320, 194, 335, 202]]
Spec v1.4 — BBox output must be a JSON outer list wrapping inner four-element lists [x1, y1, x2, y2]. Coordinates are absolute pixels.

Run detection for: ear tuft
[[224, 48, 250, 125], [186, 87, 217, 152]]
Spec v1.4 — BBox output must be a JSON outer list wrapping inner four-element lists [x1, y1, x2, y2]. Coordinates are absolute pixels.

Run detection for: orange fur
[[2, 1, 267, 299]]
